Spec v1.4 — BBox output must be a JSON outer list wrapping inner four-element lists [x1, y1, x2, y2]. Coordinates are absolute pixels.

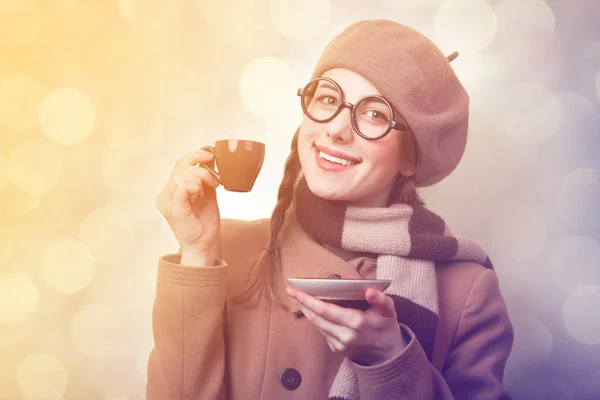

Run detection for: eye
[[316, 94, 338, 106], [365, 109, 389, 122]]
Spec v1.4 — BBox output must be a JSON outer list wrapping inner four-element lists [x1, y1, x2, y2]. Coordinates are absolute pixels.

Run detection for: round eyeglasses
[[296, 77, 407, 140]]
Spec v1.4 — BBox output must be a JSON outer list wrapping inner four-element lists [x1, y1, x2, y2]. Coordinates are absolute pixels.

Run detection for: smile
[[313, 145, 361, 171], [318, 151, 356, 166]]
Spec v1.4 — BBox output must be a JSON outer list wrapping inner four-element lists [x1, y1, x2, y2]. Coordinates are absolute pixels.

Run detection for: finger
[[192, 183, 205, 204], [184, 178, 205, 204], [297, 303, 355, 344], [185, 164, 219, 187], [176, 149, 214, 168], [182, 179, 201, 197], [180, 166, 219, 188], [318, 328, 346, 353], [173, 172, 209, 204], [289, 288, 364, 329], [365, 288, 396, 318], [173, 180, 201, 206]]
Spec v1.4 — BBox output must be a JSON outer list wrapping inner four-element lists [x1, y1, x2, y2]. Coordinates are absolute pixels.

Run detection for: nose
[[324, 105, 354, 143]]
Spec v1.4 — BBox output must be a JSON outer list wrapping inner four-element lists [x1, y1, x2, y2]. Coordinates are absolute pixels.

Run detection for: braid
[[394, 174, 424, 206], [233, 129, 301, 307], [234, 126, 421, 306], [392, 127, 425, 206], [266, 132, 301, 251]]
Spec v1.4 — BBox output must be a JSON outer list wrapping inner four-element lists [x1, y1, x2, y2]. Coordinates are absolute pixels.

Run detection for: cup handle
[[200, 146, 220, 182]]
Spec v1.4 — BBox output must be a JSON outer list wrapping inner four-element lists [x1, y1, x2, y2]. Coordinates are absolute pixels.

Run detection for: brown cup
[[200, 139, 265, 192]]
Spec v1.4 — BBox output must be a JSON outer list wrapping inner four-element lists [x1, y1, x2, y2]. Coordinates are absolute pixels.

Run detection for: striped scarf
[[292, 176, 493, 400]]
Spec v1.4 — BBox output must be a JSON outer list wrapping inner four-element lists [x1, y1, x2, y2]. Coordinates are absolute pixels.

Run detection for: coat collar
[[275, 207, 373, 315]]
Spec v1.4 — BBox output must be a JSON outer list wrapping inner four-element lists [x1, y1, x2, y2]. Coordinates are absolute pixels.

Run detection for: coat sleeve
[[146, 254, 229, 400], [351, 268, 514, 399]]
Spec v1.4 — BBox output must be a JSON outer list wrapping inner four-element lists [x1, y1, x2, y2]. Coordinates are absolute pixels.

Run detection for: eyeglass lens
[[301, 79, 392, 139]]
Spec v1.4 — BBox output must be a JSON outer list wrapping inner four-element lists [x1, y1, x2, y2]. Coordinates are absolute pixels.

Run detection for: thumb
[[365, 288, 396, 318]]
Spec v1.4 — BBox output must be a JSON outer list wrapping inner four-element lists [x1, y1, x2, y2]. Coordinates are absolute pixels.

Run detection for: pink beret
[[310, 19, 469, 187]]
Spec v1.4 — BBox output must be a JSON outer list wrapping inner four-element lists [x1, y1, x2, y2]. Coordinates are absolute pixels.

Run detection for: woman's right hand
[[156, 149, 221, 256]]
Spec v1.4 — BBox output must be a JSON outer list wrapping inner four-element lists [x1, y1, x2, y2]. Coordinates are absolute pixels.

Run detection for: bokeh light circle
[[557, 169, 600, 230], [490, 203, 549, 260], [41, 238, 96, 295], [435, 0, 497, 53], [550, 236, 600, 294], [7, 139, 63, 196], [239, 57, 297, 119], [270, 0, 331, 41], [0, 74, 46, 131], [0, 185, 42, 216], [78, 206, 135, 264], [71, 302, 123, 359], [495, 0, 555, 46], [0, 272, 38, 324], [39, 87, 96, 145], [116, 0, 135, 22], [498, 82, 561, 146], [105, 101, 163, 159], [562, 285, 600, 345], [3, 225, 50, 279], [17, 353, 68, 400]]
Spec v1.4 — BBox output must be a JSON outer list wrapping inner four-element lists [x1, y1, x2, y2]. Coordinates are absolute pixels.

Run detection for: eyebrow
[[315, 82, 339, 92]]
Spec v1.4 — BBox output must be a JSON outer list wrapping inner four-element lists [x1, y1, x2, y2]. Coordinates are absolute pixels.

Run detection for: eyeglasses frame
[[296, 77, 407, 140]]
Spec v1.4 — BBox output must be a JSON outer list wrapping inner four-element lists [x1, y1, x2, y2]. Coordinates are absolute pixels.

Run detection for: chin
[[303, 172, 352, 201], [303, 168, 393, 207]]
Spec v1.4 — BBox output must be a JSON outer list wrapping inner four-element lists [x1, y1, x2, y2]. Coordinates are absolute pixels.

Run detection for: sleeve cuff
[[352, 323, 426, 386], [158, 253, 228, 287]]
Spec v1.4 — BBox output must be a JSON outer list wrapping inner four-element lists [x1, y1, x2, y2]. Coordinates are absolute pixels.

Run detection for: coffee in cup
[[200, 139, 265, 192]]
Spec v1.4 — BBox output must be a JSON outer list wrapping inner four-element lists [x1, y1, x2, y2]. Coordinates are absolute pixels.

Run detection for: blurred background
[[0, 0, 599, 399]]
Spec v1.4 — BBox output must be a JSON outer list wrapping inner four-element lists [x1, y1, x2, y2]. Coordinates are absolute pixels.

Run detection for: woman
[[149, 19, 514, 400]]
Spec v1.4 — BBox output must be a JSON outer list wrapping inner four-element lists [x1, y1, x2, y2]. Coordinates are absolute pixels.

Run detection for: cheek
[[297, 122, 321, 153], [297, 129, 312, 154], [297, 132, 315, 172], [364, 144, 401, 175]]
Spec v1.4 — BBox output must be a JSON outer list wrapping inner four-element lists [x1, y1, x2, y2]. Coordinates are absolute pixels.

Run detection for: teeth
[[318, 151, 355, 166]]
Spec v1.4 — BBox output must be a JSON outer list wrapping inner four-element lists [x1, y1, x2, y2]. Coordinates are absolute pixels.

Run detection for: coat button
[[280, 368, 302, 390], [328, 274, 341, 279]]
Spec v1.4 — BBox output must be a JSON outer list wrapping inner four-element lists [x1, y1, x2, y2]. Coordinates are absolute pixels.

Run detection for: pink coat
[[147, 213, 514, 399]]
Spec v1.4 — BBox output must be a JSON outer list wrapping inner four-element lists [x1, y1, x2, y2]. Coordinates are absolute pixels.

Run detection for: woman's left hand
[[286, 286, 408, 366]]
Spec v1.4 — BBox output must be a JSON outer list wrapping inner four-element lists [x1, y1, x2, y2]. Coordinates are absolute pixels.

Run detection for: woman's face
[[297, 68, 415, 207]]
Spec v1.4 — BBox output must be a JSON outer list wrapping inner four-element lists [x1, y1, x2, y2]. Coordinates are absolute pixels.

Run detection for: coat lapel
[[277, 207, 369, 315]]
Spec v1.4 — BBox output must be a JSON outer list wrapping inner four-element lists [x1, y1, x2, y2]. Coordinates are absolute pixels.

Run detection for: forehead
[[320, 68, 382, 99]]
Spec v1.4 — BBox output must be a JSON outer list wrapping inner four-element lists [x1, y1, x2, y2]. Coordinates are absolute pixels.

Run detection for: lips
[[314, 144, 362, 164], [313, 145, 361, 172]]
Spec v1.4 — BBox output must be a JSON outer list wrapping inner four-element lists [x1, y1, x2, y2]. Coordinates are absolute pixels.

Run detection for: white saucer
[[287, 278, 392, 300]]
